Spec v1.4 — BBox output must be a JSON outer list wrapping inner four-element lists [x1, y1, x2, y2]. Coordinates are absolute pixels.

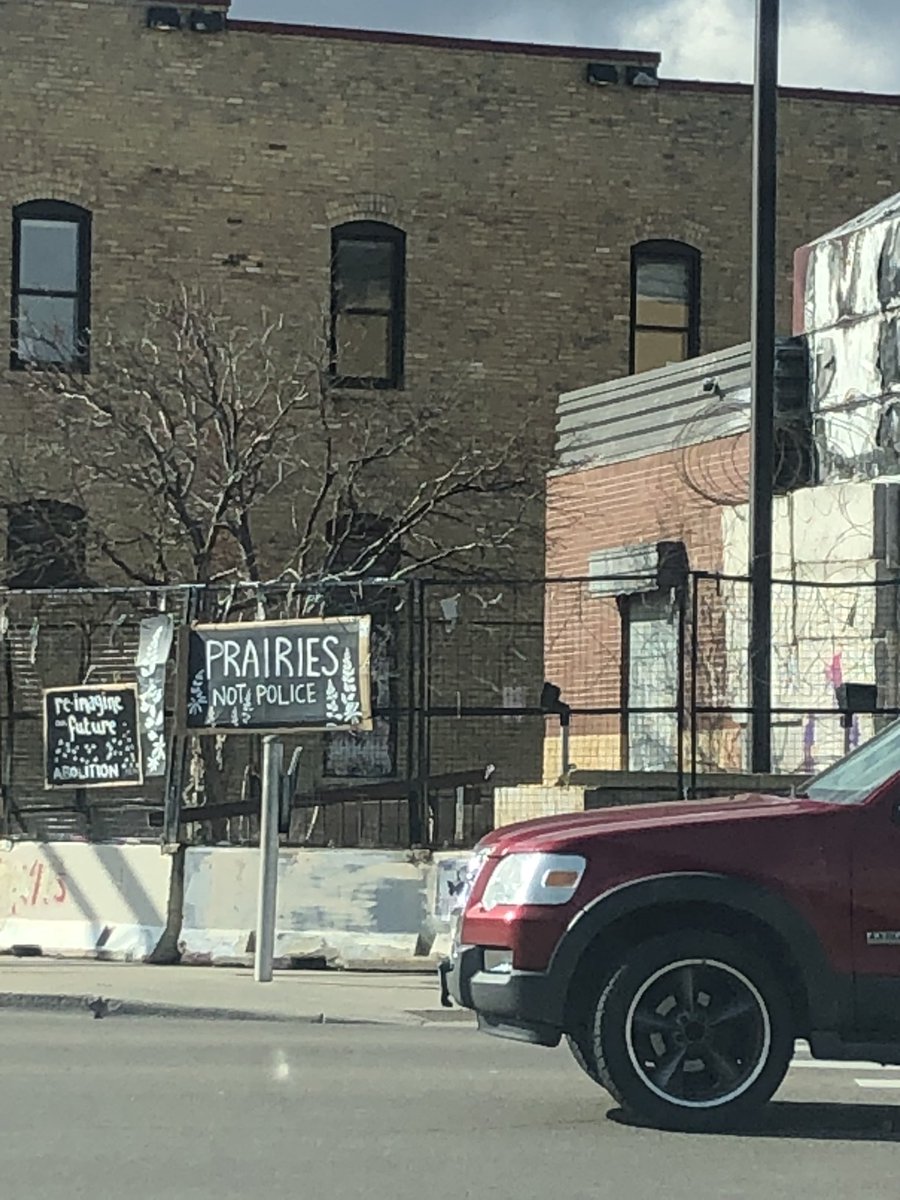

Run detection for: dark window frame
[[11, 199, 92, 372], [330, 221, 406, 390], [5, 498, 88, 589], [629, 239, 701, 374]]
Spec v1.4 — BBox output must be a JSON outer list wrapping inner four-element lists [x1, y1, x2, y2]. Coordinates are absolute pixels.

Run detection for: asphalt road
[[5, 1012, 900, 1200]]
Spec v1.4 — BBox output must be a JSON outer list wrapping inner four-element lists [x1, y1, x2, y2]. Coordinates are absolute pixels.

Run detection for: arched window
[[630, 240, 700, 374], [11, 199, 92, 370], [331, 221, 405, 389]]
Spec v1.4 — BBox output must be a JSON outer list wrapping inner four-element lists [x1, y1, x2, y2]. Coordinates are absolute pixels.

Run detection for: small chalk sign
[[183, 615, 372, 735], [43, 684, 143, 790]]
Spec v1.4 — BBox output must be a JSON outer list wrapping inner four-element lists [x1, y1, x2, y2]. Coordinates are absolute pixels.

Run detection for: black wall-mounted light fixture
[[835, 682, 878, 730], [146, 6, 182, 30], [627, 65, 659, 88], [190, 9, 227, 33], [586, 63, 619, 86]]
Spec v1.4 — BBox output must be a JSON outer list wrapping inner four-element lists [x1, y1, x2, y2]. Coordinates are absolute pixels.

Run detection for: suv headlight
[[480, 853, 586, 911]]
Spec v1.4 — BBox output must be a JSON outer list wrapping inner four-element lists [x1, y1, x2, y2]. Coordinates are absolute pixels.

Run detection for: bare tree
[[5, 288, 549, 825], [8, 287, 547, 590]]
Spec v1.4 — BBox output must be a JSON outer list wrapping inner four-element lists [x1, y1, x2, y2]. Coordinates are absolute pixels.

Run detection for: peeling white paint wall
[[803, 193, 900, 481]]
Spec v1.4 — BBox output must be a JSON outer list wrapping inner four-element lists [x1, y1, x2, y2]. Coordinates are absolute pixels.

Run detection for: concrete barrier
[[0, 841, 475, 968], [180, 847, 473, 968], [0, 841, 170, 960]]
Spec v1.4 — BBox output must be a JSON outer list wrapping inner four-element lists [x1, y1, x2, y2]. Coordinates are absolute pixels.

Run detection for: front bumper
[[440, 945, 564, 1048]]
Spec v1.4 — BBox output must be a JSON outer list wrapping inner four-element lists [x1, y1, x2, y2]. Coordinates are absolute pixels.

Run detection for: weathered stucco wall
[[723, 483, 882, 772]]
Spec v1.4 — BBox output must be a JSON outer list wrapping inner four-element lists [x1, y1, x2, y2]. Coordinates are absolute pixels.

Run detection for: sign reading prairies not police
[[184, 616, 372, 734]]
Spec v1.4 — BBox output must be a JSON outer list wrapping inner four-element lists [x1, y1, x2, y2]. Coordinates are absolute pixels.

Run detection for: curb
[[0, 992, 398, 1025]]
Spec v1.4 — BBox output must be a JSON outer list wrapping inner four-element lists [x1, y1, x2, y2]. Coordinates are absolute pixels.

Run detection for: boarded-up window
[[623, 590, 679, 771], [6, 499, 87, 588]]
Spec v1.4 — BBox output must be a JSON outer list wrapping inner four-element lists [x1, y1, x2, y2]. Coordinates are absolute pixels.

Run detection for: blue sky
[[228, 1, 900, 92]]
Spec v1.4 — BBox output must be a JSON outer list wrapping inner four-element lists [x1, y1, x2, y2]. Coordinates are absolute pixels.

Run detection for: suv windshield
[[804, 717, 900, 805]]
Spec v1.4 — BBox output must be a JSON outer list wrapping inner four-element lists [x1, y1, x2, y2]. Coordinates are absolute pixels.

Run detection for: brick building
[[545, 188, 900, 783], [5, 0, 900, 827], [5, 0, 900, 579], [545, 344, 760, 777]]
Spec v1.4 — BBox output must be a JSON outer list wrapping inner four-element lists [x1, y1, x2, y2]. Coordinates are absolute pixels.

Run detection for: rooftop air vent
[[627, 64, 659, 88], [586, 62, 619, 86], [146, 6, 182, 30]]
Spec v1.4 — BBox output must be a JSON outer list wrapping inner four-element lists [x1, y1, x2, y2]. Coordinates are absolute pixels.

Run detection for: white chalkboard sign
[[43, 684, 143, 790], [183, 615, 372, 735]]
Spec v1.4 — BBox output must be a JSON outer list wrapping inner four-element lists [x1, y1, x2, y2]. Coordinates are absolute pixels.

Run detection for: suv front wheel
[[593, 931, 793, 1132]]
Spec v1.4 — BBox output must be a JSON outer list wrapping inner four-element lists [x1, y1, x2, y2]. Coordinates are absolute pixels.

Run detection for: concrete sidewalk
[[0, 959, 473, 1027]]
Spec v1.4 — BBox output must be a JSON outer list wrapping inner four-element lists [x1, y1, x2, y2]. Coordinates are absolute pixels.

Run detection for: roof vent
[[586, 62, 620, 86], [146, 6, 182, 30], [627, 65, 659, 88]]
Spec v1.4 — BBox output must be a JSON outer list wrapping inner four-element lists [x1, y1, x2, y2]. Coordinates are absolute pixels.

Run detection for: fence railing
[[0, 570, 896, 848]]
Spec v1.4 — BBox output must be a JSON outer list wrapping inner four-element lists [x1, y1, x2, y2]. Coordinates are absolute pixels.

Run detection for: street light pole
[[749, 0, 780, 774]]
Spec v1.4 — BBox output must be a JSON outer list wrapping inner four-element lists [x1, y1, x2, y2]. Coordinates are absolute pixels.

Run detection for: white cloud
[[629, 0, 899, 90], [232, 0, 900, 93]]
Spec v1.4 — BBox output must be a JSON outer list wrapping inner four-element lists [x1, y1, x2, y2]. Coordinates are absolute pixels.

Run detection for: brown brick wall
[[1, 2, 900, 580], [543, 435, 749, 775]]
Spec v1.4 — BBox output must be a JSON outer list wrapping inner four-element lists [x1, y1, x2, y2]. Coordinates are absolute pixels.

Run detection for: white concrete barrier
[[0, 841, 170, 960], [0, 842, 475, 968], [181, 847, 473, 968]]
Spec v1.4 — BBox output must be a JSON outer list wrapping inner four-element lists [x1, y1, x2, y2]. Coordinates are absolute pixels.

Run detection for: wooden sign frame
[[43, 682, 144, 791], [179, 614, 373, 737]]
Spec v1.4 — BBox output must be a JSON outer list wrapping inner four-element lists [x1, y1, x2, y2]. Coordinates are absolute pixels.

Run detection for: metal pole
[[254, 735, 283, 984], [560, 711, 571, 778], [748, 0, 780, 774], [689, 574, 700, 799], [676, 583, 687, 799]]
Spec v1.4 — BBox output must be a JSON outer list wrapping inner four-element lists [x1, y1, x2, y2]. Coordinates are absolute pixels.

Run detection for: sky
[[228, 0, 900, 93]]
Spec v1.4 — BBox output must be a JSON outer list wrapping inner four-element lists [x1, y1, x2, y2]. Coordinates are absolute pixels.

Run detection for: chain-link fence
[[1, 572, 896, 849]]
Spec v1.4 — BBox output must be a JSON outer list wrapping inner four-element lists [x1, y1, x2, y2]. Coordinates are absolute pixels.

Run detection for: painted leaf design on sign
[[188, 670, 207, 716], [340, 648, 361, 724]]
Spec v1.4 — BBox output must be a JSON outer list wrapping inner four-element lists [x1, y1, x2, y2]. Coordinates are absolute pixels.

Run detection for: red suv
[[439, 722, 900, 1131]]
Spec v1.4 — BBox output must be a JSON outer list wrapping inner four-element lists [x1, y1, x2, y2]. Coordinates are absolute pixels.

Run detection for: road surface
[[4, 1012, 900, 1199]]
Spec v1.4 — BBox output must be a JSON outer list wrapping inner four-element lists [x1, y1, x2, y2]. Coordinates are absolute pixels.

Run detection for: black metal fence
[[0, 571, 896, 848]]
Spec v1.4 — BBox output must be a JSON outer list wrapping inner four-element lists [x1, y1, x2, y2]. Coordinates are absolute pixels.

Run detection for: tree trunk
[[147, 845, 185, 965]]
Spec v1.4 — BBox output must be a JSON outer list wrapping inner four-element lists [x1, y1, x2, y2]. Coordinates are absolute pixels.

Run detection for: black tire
[[592, 931, 793, 1133], [566, 1030, 603, 1086]]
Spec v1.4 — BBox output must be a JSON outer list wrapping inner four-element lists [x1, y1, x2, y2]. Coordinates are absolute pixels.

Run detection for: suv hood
[[479, 792, 827, 854]]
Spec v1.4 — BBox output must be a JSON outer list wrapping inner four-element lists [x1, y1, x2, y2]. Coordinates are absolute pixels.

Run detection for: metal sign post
[[177, 613, 373, 987], [254, 735, 284, 984]]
